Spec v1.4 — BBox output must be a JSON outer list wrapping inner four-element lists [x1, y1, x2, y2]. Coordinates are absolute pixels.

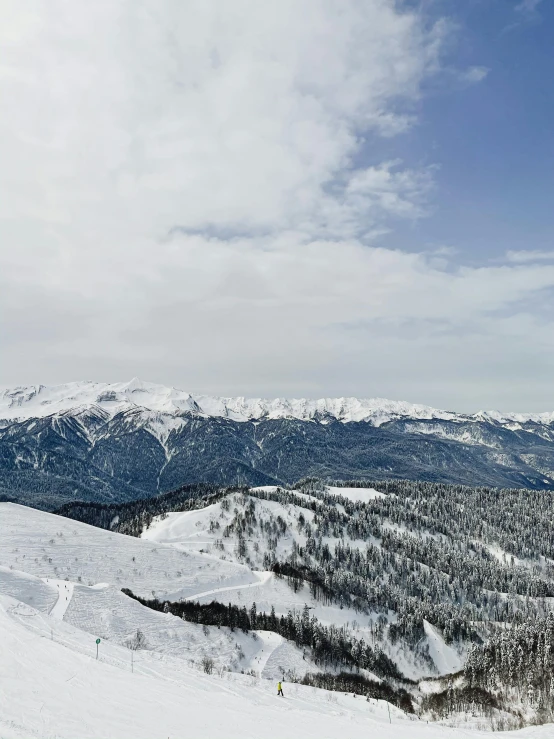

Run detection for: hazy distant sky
[[1, 0, 553, 412]]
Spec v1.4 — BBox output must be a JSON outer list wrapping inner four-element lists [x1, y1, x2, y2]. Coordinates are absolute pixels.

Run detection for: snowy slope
[[140, 491, 463, 681], [0, 503, 320, 679], [0, 592, 400, 739], [327, 486, 387, 503], [0, 497, 454, 682], [4, 378, 551, 426], [1, 591, 554, 739], [423, 621, 463, 675], [0, 565, 58, 613], [61, 580, 313, 679], [0, 503, 258, 601]]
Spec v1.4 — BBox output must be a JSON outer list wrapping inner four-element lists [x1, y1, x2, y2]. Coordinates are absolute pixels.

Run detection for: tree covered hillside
[[58, 478, 554, 726]]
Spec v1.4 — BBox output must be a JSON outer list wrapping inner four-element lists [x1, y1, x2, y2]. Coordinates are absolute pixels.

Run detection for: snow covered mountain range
[[2, 378, 554, 426], [2, 379, 554, 509]]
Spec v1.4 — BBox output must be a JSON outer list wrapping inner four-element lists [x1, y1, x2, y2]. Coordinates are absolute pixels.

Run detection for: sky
[[1, 0, 553, 412]]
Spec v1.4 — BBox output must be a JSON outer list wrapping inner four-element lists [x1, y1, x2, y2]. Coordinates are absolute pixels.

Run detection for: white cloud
[[459, 66, 489, 84], [506, 250, 554, 263], [515, 0, 542, 14], [0, 0, 444, 244], [2, 1, 552, 411]]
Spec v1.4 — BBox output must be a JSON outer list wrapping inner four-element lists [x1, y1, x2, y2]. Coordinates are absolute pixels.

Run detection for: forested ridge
[[56, 482, 230, 534], [6, 404, 554, 510], [122, 589, 405, 685], [60, 479, 554, 638]]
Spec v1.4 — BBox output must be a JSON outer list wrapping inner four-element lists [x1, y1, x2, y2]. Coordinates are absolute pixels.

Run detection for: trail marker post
[[96, 638, 101, 660]]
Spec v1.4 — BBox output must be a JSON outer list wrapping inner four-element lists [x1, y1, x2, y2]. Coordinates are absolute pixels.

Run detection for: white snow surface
[[327, 486, 387, 503], [2, 499, 554, 736], [1, 591, 553, 739], [0, 503, 259, 601], [0, 502, 321, 676], [3, 378, 546, 427], [423, 621, 463, 675], [0, 566, 58, 613]]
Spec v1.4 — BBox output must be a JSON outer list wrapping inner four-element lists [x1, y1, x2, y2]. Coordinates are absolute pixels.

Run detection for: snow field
[[0, 565, 58, 613], [0, 593, 402, 739], [1, 592, 554, 739], [327, 486, 388, 503], [62, 580, 314, 678], [0, 503, 259, 601], [0, 504, 320, 681]]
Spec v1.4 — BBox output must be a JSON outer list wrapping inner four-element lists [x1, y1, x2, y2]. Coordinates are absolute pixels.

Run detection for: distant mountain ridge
[[2, 379, 554, 509], [2, 378, 554, 427]]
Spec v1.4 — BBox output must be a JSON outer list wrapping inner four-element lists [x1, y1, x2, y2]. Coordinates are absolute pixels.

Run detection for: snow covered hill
[[3, 484, 554, 735], [0, 503, 258, 602], [0, 495, 466, 682], [140, 487, 465, 681], [0, 502, 324, 691], [0, 591, 411, 739], [4, 588, 553, 739]]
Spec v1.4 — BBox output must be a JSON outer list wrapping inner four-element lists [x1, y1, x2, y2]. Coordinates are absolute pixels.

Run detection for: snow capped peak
[[0, 380, 553, 429], [0, 381, 454, 425], [474, 408, 554, 425]]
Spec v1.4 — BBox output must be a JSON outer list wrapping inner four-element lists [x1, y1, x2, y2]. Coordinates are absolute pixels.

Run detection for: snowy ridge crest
[[0, 379, 553, 428]]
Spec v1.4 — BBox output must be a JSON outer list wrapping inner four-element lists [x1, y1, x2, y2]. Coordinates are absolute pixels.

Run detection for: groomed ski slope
[[0, 504, 319, 678], [1, 593, 553, 739], [0, 503, 259, 601], [61, 580, 312, 679]]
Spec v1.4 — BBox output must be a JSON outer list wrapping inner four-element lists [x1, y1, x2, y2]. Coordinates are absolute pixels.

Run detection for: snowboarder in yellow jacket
[[277, 681, 284, 697]]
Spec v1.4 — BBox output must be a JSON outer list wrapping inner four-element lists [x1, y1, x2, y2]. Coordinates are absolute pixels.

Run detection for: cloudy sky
[[1, 0, 553, 411]]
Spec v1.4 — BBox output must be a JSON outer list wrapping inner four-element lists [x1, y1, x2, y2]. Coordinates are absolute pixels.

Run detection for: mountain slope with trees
[[3, 410, 554, 509], [58, 478, 554, 725]]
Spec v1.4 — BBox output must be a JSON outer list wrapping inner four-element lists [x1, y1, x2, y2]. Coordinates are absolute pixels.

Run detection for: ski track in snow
[[46, 579, 75, 620], [182, 570, 272, 602], [254, 632, 282, 676]]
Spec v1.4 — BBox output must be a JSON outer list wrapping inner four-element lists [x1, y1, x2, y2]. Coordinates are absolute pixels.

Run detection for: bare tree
[[125, 629, 147, 651]]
